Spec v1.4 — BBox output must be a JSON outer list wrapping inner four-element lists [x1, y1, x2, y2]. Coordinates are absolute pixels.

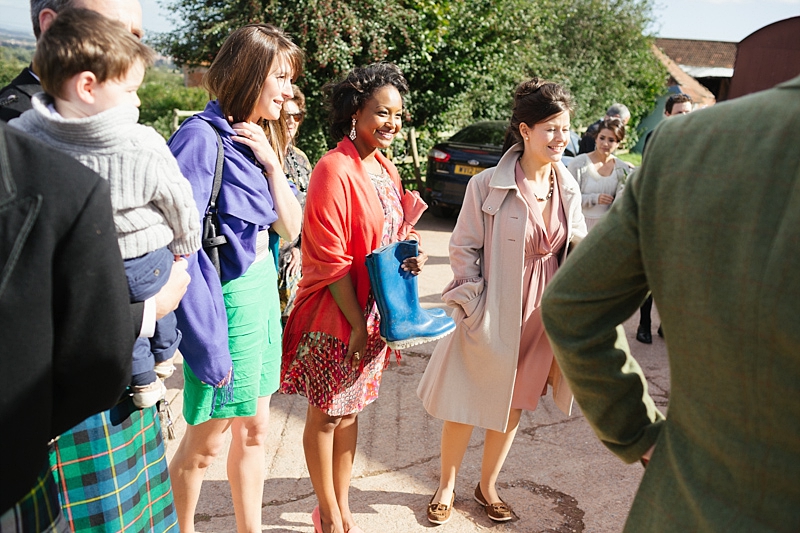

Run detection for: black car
[[423, 121, 578, 217]]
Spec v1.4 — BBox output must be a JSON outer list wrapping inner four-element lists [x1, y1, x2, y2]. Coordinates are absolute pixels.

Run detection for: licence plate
[[454, 164, 483, 176]]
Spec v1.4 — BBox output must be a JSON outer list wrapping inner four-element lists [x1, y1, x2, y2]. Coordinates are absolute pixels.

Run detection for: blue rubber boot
[[365, 240, 456, 349]]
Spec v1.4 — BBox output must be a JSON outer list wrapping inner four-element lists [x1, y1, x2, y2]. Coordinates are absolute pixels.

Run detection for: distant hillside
[[0, 27, 35, 47], [1, 42, 34, 86]]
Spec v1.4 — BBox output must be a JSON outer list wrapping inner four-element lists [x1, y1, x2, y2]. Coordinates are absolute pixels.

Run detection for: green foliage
[[0, 44, 34, 87], [152, 0, 665, 165], [527, 0, 667, 142], [137, 67, 208, 138]]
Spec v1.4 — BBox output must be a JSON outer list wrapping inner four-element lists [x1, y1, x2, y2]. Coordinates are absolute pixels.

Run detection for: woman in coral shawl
[[281, 63, 427, 533]]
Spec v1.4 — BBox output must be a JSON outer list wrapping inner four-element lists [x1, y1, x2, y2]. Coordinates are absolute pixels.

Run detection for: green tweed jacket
[[541, 75, 800, 533]]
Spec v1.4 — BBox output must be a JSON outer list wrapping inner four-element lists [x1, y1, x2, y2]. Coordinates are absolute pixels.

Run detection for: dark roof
[[655, 38, 737, 69]]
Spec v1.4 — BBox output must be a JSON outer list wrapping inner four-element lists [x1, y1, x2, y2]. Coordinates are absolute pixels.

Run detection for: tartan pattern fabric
[[49, 399, 178, 532], [0, 465, 68, 533]]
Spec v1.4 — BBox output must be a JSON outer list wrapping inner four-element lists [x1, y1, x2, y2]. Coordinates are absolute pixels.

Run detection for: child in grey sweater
[[11, 8, 201, 408]]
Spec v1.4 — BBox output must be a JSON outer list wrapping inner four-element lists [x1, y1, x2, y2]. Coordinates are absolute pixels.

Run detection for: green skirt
[[183, 258, 282, 425]]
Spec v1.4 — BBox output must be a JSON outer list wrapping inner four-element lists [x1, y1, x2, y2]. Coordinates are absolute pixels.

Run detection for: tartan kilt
[[49, 398, 178, 533], [0, 463, 68, 533]]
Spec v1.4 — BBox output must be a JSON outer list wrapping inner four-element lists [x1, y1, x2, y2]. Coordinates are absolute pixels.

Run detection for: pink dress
[[510, 161, 568, 411]]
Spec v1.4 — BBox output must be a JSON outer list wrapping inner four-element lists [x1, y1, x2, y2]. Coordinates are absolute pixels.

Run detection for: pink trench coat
[[416, 143, 588, 433]]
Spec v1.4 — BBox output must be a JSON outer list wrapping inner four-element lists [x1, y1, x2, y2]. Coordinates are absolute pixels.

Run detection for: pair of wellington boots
[[365, 240, 456, 350]]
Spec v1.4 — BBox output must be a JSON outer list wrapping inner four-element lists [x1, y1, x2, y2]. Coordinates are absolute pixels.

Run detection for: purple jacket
[[168, 101, 280, 393]]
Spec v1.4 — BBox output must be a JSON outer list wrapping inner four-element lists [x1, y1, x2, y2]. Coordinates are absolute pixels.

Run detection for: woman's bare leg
[[332, 413, 359, 531], [433, 420, 474, 505], [304, 404, 346, 533], [479, 408, 522, 502], [228, 395, 272, 533], [169, 417, 233, 533]]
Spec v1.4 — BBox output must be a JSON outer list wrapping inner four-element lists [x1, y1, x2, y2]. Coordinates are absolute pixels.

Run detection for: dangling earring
[[349, 118, 357, 141]]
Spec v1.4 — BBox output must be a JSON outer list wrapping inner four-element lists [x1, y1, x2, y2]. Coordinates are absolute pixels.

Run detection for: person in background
[[0, 0, 143, 122], [417, 78, 587, 526], [167, 23, 303, 533], [568, 117, 633, 231], [281, 62, 427, 533], [541, 74, 800, 533], [278, 84, 313, 323], [636, 92, 693, 344], [578, 102, 630, 155]]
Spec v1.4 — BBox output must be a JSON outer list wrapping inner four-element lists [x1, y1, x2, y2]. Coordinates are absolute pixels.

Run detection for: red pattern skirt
[[281, 303, 390, 416]]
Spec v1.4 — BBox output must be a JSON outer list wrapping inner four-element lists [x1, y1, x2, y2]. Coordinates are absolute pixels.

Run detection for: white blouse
[[567, 153, 630, 220]]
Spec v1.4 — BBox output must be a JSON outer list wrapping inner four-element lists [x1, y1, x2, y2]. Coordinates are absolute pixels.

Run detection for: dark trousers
[[639, 294, 653, 330], [124, 248, 181, 386]]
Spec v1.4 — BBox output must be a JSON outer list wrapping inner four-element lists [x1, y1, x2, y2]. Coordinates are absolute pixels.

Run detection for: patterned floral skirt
[[281, 300, 390, 417]]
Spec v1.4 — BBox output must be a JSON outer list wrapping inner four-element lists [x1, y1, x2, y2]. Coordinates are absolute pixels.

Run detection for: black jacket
[[0, 67, 40, 123], [0, 123, 135, 511]]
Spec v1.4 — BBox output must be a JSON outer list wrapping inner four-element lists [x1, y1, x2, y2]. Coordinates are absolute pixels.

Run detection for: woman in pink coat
[[417, 78, 587, 524]]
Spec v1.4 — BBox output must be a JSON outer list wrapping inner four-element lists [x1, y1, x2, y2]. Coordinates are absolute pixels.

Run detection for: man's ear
[[71, 72, 100, 105], [38, 8, 58, 36]]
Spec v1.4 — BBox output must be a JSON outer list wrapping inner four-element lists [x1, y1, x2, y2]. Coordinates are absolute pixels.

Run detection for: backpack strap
[[202, 123, 227, 249]]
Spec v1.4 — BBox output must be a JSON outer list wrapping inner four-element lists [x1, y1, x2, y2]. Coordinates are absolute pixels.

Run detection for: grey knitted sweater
[[10, 93, 201, 259]]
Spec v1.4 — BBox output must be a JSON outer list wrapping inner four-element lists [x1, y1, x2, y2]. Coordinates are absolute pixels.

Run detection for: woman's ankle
[[435, 484, 455, 504]]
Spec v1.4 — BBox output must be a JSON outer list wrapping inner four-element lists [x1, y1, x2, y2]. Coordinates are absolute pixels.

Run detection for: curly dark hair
[[665, 93, 692, 114], [502, 77, 574, 154], [324, 62, 409, 141]]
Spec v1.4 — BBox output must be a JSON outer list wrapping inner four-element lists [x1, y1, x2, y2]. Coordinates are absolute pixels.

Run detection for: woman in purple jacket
[[167, 24, 303, 532]]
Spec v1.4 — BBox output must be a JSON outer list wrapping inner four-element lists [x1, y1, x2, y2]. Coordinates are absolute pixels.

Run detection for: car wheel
[[429, 203, 455, 218]]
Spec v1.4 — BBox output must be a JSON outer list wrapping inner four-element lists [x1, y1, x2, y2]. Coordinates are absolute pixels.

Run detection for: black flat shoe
[[636, 326, 652, 344], [657, 325, 663, 338]]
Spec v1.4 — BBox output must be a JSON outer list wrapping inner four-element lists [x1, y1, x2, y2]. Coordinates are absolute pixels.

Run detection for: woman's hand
[[345, 322, 368, 368], [231, 121, 281, 175], [231, 120, 302, 240], [286, 246, 302, 277], [597, 193, 614, 205], [328, 273, 368, 367], [401, 248, 428, 276], [154, 258, 190, 319]]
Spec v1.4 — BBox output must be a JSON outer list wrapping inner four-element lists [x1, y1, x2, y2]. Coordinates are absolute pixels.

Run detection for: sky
[[648, 0, 800, 42], [1, 0, 799, 43]]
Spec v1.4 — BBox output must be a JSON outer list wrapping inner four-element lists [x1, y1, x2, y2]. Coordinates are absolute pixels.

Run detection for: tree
[[137, 66, 209, 138], [0, 45, 34, 87], [154, 0, 415, 160], [153, 0, 665, 160], [527, 0, 666, 136]]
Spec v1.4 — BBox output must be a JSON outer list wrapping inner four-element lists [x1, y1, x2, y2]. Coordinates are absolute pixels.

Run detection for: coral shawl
[[283, 137, 404, 358]]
